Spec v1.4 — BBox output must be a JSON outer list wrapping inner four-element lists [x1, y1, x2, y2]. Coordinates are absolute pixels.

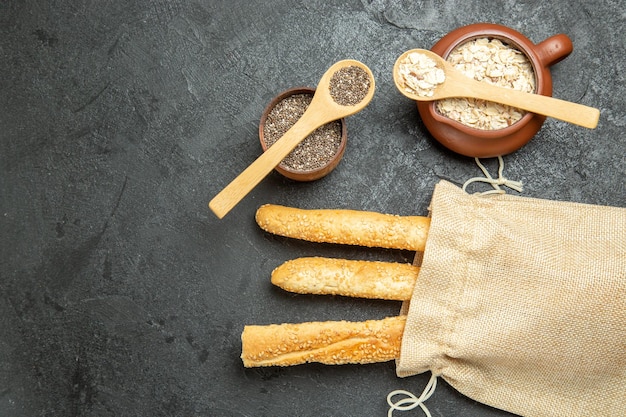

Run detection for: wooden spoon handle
[[468, 81, 600, 129], [209, 119, 316, 219]]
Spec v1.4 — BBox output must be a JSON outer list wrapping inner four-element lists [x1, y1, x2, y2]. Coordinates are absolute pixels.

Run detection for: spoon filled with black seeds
[[210, 60, 375, 219]]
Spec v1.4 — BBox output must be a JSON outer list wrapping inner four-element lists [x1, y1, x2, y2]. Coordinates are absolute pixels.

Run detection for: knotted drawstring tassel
[[462, 156, 523, 195], [387, 373, 438, 417]]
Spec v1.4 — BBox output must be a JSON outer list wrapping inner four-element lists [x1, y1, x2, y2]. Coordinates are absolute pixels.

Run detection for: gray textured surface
[[1, 1, 624, 416]]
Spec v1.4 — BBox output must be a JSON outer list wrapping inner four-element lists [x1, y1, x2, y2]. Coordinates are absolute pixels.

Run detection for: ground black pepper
[[263, 93, 342, 172], [329, 66, 371, 106]]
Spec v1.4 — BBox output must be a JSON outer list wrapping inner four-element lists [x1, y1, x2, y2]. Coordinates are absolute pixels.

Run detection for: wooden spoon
[[209, 60, 375, 219], [393, 49, 600, 129]]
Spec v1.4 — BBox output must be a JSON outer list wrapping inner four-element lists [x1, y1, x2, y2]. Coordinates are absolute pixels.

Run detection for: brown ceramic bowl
[[259, 87, 348, 181], [417, 23, 573, 158]]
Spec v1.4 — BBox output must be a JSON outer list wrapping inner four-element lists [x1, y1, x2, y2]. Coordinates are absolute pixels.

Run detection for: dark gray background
[[1, 1, 624, 416]]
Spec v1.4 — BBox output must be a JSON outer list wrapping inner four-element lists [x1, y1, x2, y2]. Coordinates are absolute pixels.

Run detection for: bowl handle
[[535, 33, 573, 67]]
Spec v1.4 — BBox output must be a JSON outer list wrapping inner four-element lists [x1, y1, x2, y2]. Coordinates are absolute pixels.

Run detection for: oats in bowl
[[436, 38, 536, 130]]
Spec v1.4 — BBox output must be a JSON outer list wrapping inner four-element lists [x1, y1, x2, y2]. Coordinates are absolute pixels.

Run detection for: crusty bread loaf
[[241, 316, 406, 367], [271, 257, 418, 301], [256, 204, 430, 251]]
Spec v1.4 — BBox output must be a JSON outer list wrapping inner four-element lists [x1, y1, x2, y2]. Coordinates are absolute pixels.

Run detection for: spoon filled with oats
[[210, 60, 375, 219], [393, 49, 599, 129]]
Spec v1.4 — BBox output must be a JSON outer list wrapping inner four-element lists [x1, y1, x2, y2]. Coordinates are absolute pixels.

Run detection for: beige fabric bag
[[398, 180, 626, 417]]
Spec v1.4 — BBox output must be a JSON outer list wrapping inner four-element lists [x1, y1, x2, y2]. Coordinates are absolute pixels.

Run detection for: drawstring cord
[[462, 156, 523, 195], [387, 373, 438, 417]]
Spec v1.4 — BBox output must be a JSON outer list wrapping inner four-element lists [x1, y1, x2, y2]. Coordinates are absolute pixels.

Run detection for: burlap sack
[[397, 180, 626, 417]]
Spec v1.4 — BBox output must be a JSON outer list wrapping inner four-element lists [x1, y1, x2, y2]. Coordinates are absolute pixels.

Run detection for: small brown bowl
[[259, 87, 348, 181], [417, 23, 573, 158]]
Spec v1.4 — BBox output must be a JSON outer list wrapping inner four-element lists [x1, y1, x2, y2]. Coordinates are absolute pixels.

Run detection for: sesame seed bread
[[271, 257, 418, 301], [241, 316, 406, 367], [255, 204, 430, 251]]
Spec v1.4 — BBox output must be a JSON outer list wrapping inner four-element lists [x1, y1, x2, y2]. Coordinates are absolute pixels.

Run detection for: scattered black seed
[[262, 93, 342, 171], [329, 66, 371, 106]]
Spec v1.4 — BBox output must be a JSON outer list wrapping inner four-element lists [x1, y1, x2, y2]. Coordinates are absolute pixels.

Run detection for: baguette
[[256, 204, 430, 251], [271, 257, 418, 301], [241, 316, 406, 367]]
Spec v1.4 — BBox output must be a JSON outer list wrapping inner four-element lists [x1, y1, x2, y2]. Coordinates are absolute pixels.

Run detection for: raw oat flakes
[[436, 37, 536, 130], [396, 52, 446, 97]]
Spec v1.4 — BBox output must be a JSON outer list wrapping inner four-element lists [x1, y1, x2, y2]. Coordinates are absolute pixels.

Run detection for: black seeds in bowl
[[262, 93, 342, 171]]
